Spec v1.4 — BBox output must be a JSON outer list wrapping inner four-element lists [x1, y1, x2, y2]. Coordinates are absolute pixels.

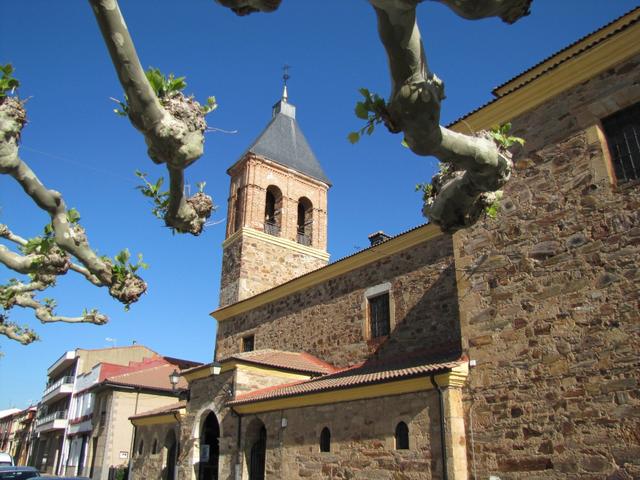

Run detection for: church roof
[[228, 356, 465, 406], [235, 97, 331, 186], [221, 349, 335, 375]]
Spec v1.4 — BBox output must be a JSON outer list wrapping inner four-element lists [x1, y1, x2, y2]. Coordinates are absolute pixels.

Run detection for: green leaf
[[347, 132, 360, 144], [67, 208, 81, 224], [355, 102, 369, 120], [358, 88, 370, 98], [115, 248, 131, 266]]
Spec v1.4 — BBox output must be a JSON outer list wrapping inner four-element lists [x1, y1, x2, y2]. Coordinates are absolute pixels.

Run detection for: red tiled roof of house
[[105, 362, 188, 391], [129, 401, 186, 420], [228, 357, 464, 406], [221, 349, 336, 375]]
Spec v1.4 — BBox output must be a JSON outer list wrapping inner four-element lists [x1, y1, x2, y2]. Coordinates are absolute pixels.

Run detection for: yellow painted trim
[[220, 360, 313, 380], [222, 227, 330, 262], [232, 369, 468, 414], [450, 20, 640, 133], [183, 365, 219, 383], [131, 409, 185, 427], [213, 224, 443, 321], [493, 10, 640, 96], [447, 362, 469, 388]]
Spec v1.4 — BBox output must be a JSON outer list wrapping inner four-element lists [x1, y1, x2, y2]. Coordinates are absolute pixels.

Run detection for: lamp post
[[169, 369, 180, 392]]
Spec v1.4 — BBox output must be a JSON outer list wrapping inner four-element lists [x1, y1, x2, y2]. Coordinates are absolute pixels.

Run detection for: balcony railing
[[36, 410, 68, 427], [264, 221, 280, 237], [43, 375, 74, 396]]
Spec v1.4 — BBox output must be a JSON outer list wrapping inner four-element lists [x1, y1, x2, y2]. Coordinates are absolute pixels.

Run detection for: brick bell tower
[[219, 85, 331, 307]]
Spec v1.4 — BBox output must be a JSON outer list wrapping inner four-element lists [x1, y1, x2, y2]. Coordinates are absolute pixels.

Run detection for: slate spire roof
[[237, 89, 331, 186]]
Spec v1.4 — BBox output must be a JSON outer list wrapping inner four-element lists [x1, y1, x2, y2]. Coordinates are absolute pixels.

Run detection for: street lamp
[[169, 369, 181, 391]]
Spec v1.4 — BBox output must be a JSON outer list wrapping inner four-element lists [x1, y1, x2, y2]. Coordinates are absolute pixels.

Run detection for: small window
[[152, 438, 158, 455], [395, 421, 409, 450], [137, 439, 144, 456], [320, 427, 331, 452], [369, 293, 390, 338], [602, 102, 640, 183], [242, 335, 255, 352]]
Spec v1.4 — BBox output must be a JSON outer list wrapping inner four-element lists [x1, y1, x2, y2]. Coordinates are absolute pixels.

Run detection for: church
[[129, 8, 640, 480]]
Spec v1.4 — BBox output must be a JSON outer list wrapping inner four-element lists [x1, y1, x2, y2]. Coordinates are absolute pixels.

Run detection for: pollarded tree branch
[[0, 224, 102, 286], [216, 0, 530, 232], [89, 0, 214, 235], [14, 292, 108, 325], [0, 95, 146, 306], [0, 275, 109, 345], [0, 316, 38, 345], [367, 0, 529, 231]]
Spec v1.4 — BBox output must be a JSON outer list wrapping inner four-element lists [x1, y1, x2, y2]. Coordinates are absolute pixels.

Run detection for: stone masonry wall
[[217, 233, 460, 368], [129, 422, 180, 480], [455, 54, 640, 479], [219, 232, 327, 307], [237, 390, 442, 480], [175, 373, 238, 480]]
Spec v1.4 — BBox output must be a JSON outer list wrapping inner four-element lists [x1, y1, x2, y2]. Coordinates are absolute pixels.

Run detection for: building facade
[[31, 345, 157, 475], [129, 8, 639, 480]]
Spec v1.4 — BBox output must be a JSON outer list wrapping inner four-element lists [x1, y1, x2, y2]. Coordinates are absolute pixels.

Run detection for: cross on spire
[[282, 64, 290, 102]]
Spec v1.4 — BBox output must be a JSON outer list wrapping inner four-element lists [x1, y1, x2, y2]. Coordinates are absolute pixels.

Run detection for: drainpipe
[[430, 374, 448, 480], [127, 391, 140, 480]]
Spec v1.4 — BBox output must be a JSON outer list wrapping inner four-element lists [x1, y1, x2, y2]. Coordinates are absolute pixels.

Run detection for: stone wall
[[216, 233, 461, 368], [219, 231, 328, 307], [236, 390, 443, 480], [455, 53, 640, 479], [174, 373, 237, 480], [129, 422, 180, 480]]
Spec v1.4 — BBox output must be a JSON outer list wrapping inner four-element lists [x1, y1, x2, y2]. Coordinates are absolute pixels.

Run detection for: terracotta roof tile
[[228, 357, 464, 406], [222, 349, 336, 375], [105, 363, 188, 390], [130, 401, 186, 420]]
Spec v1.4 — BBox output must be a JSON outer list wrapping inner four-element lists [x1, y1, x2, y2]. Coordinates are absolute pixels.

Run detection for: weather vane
[[282, 64, 290, 86]]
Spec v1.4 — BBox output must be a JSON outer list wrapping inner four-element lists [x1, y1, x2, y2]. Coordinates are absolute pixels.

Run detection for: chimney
[[368, 231, 391, 246]]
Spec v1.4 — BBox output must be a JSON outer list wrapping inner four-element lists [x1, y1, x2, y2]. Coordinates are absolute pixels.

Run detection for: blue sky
[[1, 0, 637, 408]]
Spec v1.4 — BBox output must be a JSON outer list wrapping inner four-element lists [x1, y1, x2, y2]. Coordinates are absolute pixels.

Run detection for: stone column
[[443, 387, 468, 480]]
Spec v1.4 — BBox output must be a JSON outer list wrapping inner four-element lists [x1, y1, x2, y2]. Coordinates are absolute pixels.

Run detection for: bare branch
[[0, 317, 38, 345], [89, 0, 214, 234], [0, 96, 146, 304], [367, 0, 527, 231], [13, 291, 108, 325], [0, 224, 102, 286]]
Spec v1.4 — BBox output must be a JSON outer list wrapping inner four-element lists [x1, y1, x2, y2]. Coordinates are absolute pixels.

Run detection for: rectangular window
[[242, 335, 255, 352], [369, 293, 390, 338], [602, 102, 640, 183]]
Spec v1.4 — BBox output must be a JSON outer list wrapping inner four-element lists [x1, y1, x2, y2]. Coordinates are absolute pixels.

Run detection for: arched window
[[137, 439, 144, 456], [319, 427, 331, 453], [264, 186, 282, 236], [395, 421, 409, 450], [296, 197, 313, 246]]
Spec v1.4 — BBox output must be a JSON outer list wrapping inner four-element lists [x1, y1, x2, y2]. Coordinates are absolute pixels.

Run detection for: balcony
[[35, 410, 68, 433], [47, 350, 76, 377], [42, 375, 74, 404], [264, 221, 280, 237]]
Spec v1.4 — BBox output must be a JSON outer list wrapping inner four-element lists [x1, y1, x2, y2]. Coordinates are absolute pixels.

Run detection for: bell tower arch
[[219, 89, 331, 307]]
